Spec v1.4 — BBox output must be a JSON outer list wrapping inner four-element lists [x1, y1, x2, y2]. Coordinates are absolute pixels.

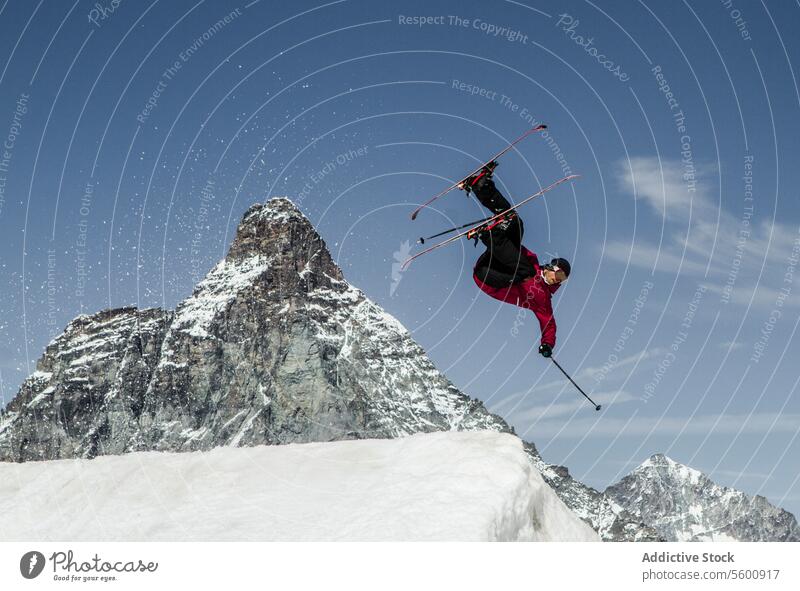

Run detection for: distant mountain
[[605, 454, 800, 541]]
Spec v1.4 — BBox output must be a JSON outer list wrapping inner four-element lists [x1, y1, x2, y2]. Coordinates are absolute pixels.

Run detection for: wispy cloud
[[488, 347, 666, 414], [608, 156, 800, 311], [718, 340, 745, 351], [711, 469, 773, 480], [604, 240, 712, 275], [530, 412, 800, 439], [702, 281, 800, 309], [573, 347, 668, 385], [616, 157, 717, 221], [511, 390, 637, 422]]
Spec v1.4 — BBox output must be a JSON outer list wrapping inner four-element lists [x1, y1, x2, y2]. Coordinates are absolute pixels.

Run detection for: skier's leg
[[474, 249, 517, 286], [485, 218, 536, 279], [474, 216, 536, 286], [471, 175, 513, 215], [470, 177, 536, 283]]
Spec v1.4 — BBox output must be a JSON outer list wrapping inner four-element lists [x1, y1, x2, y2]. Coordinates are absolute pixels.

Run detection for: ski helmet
[[550, 258, 571, 277]]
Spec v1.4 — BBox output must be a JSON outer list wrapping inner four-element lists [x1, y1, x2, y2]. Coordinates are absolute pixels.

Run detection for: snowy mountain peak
[[636, 454, 702, 484], [641, 452, 678, 466], [0, 199, 509, 461], [642, 452, 671, 465], [241, 197, 305, 228], [224, 197, 344, 294], [606, 454, 800, 541]]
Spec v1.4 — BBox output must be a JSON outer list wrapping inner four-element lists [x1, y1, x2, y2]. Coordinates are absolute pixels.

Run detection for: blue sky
[[1, 0, 799, 514]]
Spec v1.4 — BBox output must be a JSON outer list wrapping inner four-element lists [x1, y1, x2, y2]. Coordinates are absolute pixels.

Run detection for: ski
[[401, 174, 579, 271], [410, 125, 547, 221]]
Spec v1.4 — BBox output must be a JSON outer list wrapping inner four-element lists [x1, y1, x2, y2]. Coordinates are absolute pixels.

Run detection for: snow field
[[0, 430, 597, 542]]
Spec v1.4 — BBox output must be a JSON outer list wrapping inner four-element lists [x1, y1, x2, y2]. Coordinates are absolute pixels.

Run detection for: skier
[[460, 164, 570, 358]]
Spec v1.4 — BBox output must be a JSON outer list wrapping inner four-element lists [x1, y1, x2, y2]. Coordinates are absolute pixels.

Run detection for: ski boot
[[458, 161, 498, 194], [466, 210, 518, 246]]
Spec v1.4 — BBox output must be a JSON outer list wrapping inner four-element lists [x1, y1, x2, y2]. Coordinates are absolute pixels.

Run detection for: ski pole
[[550, 356, 602, 411], [417, 216, 492, 244]]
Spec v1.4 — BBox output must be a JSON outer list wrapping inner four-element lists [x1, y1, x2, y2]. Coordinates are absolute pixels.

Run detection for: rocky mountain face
[[0, 200, 506, 461], [0, 197, 790, 542], [605, 454, 799, 541], [0, 307, 172, 461], [525, 442, 661, 542]]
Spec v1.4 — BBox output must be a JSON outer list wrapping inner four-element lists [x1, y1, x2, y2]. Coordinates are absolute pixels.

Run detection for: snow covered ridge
[[605, 454, 800, 542], [0, 431, 598, 541], [170, 254, 272, 339]]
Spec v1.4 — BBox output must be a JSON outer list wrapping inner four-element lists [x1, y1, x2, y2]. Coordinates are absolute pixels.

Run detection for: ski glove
[[538, 343, 552, 358]]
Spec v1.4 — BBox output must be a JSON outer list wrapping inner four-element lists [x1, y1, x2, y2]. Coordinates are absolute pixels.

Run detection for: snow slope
[[0, 431, 597, 542]]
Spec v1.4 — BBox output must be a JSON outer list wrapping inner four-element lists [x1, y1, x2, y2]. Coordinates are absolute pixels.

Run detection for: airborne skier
[[405, 132, 599, 410], [461, 165, 570, 358]]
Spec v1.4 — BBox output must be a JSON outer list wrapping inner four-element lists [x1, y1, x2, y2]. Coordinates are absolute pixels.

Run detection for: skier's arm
[[532, 298, 556, 349]]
